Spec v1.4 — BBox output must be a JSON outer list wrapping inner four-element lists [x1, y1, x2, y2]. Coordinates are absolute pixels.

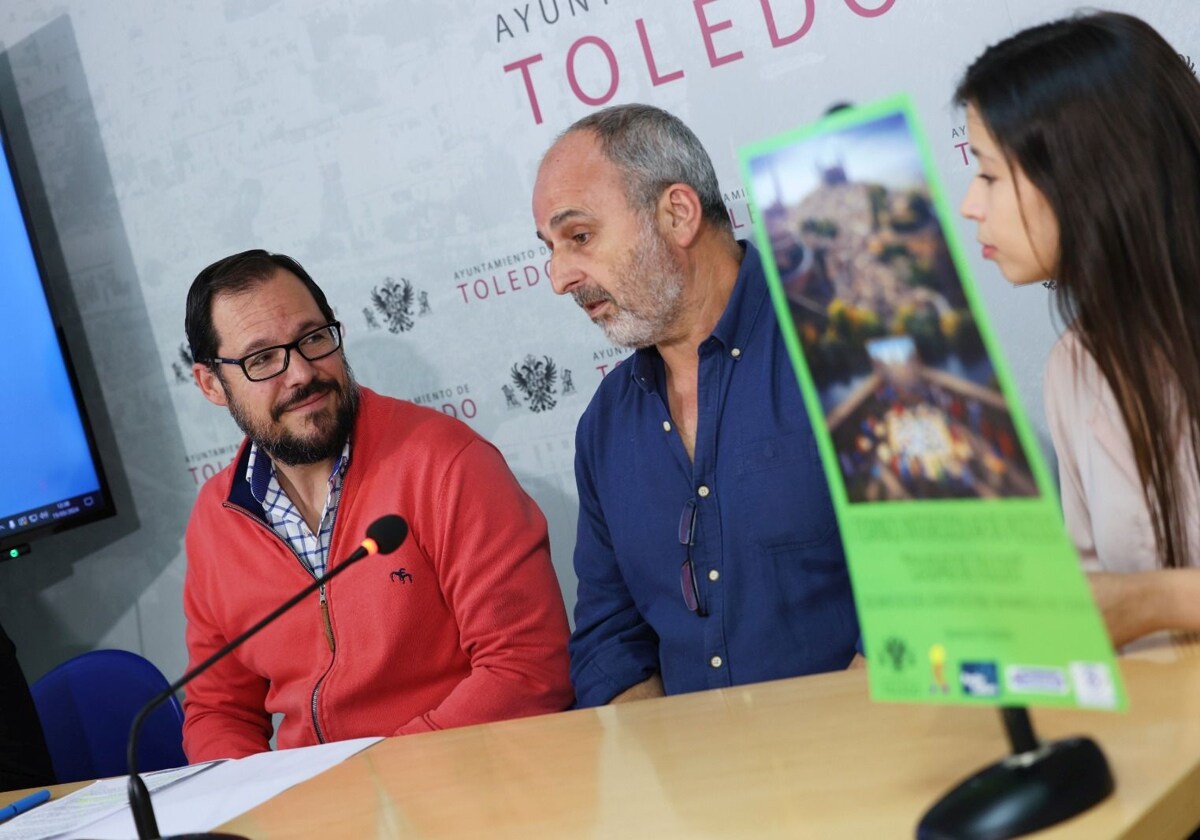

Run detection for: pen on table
[[0, 788, 51, 822]]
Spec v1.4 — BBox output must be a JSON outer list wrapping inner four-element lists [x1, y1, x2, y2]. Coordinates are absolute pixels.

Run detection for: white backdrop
[[0, 0, 1195, 684]]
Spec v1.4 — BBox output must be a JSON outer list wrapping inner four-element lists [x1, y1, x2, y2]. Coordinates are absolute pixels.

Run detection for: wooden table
[[6, 637, 1198, 838], [223, 637, 1200, 839]]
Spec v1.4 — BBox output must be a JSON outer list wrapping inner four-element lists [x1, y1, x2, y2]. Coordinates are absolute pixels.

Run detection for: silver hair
[[564, 104, 732, 233]]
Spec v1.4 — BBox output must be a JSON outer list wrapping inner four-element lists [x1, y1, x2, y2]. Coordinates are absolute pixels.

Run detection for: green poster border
[[738, 93, 1125, 711]]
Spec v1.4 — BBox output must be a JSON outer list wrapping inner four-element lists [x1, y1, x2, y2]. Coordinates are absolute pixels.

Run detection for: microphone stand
[[127, 516, 407, 840], [916, 705, 1113, 839]]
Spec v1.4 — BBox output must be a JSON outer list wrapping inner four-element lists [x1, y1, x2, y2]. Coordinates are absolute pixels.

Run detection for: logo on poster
[[881, 636, 913, 672], [1068, 662, 1116, 709], [929, 643, 950, 694], [1004, 665, 1068, 696], [959, 661, 999, 697]]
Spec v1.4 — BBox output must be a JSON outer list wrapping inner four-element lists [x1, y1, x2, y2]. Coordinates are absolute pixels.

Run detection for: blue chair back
[[30, 649, 187, 783]]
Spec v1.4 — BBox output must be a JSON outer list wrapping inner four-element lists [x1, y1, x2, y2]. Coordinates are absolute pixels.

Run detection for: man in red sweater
[[181, 249, 572, 761]]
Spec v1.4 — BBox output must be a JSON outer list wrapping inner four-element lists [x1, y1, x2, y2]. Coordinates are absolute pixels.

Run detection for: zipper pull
[[319, 585, 335, 652]]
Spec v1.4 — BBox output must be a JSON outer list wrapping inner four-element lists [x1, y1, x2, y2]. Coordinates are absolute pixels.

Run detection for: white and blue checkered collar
[[246, 439, 352, 504]]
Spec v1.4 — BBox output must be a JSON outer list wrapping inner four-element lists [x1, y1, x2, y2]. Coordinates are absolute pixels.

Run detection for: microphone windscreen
[[366, 515, 409, 555]]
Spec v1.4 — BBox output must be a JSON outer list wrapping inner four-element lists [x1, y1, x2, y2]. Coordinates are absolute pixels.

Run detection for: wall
[[0, 0, 1195, 684]]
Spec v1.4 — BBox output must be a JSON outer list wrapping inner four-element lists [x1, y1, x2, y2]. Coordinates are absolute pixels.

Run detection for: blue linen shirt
[[568, 242, 860, 707]]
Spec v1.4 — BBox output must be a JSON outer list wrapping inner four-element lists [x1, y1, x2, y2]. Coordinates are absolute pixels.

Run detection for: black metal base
[[916, 736, 1114, 840]]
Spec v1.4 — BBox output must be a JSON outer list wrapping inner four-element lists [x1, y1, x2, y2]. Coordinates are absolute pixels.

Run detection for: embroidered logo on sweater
[[390, 568, 413, 584]]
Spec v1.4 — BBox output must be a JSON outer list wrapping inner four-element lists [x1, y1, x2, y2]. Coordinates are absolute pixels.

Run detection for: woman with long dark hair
[[957, 11, 1200, 646]]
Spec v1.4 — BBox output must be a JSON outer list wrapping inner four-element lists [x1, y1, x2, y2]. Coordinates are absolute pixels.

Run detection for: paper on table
[[66, 737, 381, 839], [0, 762, 221, 840]]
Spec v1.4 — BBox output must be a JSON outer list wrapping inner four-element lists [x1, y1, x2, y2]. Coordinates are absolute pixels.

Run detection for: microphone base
[[916, 736, 1113, 839]]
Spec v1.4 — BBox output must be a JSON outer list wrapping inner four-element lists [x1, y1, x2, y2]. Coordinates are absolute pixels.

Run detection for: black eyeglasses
[[209, 322, 343, 382], [678, 499, 707, 616]]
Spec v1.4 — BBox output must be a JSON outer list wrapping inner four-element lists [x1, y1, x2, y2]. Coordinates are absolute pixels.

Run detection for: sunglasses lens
[[680, 560, 699, 612], [678, 501, 696, 545]]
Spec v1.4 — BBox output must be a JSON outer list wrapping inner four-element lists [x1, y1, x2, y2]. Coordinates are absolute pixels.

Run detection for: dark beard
[[226, 364, 360, 467]]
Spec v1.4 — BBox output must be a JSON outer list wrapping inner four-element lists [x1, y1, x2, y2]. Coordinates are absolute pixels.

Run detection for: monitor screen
[[0, 109, 113, 554]]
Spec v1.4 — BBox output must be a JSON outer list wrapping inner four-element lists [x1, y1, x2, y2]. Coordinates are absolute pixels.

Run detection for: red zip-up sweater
[[182, 388, 573, 761]]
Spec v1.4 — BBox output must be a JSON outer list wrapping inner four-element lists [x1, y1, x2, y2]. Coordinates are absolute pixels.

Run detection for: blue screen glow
[[0, 129, 104, 531]]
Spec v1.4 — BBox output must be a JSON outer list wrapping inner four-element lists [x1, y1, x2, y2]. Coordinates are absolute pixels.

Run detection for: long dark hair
[[957, 11, 1200, 569]]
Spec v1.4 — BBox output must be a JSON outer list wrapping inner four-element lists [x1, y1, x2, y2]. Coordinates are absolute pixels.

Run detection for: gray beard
[[576, 222, 685, 349]]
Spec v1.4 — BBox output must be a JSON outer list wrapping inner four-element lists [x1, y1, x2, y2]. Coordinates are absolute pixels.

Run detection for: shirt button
[[697, 485, 710, 498], [710, 656, 723, 668], [662, 420, 672, 432], [708, 569, 720, 582], [731, 347, 742, 359]]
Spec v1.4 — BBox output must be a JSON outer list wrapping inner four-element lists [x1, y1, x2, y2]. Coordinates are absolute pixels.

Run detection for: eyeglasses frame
[[208, 321, 343, 382]]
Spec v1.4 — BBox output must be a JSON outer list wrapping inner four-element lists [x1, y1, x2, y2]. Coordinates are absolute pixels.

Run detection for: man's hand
[[610, 673, 666, 703]]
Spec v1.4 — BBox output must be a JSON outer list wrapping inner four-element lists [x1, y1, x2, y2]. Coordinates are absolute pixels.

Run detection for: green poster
[[739, 94, 1125, 711]]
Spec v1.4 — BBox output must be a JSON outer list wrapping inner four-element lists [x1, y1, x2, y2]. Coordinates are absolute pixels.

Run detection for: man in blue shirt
[[533, 104, 861, 707]]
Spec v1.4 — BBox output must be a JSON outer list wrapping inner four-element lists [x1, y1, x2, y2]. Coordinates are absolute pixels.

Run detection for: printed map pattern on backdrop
[[149, 0, 1194, 614], [155, 1, 1011, 615]]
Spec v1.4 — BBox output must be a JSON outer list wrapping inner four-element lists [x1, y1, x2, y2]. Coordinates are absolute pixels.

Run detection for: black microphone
[[126, 514, 409, 840]]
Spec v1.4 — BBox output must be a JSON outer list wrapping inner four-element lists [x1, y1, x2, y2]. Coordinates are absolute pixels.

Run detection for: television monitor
[[0, 106, 114, 555]]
